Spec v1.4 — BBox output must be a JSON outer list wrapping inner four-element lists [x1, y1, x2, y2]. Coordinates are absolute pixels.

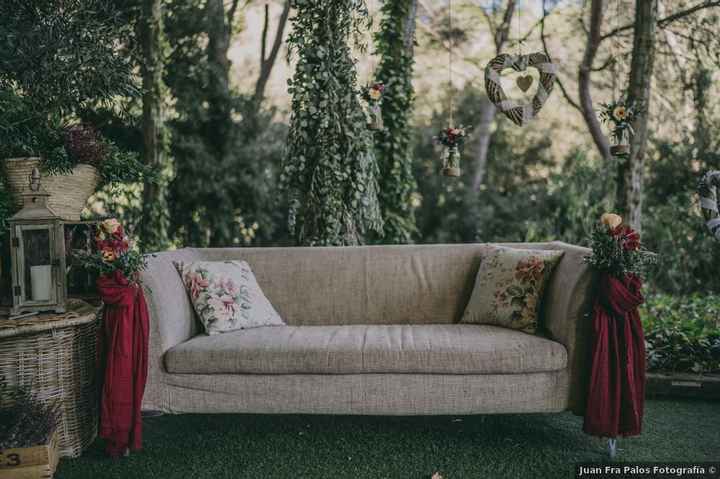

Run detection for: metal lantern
[[9, 167, 66, 315]]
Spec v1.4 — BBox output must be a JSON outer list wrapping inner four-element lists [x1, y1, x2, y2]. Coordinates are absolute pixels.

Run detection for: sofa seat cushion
[[164, 324, 567, 375]]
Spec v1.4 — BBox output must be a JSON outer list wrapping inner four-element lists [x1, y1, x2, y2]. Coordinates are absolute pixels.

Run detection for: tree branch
[[600, 0, 720, 42], [254, 0, 291, 103], [260, 3, 269, 63], [579, 0, 611, 160], [541, 0, 581, 112], [495, 0, 516, 51]]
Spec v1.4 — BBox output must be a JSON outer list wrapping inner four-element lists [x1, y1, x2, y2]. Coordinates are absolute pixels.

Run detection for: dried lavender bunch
[[0, 379, 60, 448], [64, 123, 107, 167]]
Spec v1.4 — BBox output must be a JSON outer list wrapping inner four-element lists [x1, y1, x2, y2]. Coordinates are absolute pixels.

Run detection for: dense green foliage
[[641, 294, 720, 373], [283, 0, 383, 245], [163, 0, 286, 247], [0, 0, 137, 114], [0, 0, 139, 174], [372, 0, 418, 243]]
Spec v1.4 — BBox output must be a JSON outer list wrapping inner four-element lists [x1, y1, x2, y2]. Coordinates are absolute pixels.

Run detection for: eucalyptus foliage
[[373, 0, 419, 243], [283, 0, 383, 246]]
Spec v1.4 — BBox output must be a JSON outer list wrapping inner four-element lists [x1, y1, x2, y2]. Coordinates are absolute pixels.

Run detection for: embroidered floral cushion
[[461, 246, 564, 334], [177, 260, 285, 335]]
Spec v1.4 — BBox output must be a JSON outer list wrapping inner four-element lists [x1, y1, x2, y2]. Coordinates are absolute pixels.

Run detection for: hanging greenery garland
[[372, 0, 419, 243], [283, 0, 383, 246]]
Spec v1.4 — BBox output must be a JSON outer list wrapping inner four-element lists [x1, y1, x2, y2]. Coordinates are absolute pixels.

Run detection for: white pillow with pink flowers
[[177, 260, 285, 335]]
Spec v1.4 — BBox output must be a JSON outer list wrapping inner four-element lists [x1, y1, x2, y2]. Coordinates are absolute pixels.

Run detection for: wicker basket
[[0, 301, 100, 458], [4, 157, 101, 221]]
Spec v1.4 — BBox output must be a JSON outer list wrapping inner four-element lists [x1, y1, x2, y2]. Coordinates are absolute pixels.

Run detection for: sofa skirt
[[146, 370, 569, 415]]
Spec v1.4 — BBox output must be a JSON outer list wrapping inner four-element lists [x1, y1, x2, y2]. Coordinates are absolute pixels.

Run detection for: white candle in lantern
[[30, 265, 52, 301]]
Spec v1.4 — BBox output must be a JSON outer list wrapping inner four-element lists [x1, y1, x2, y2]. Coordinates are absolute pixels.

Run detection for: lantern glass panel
[[18, 226, 55, 304]]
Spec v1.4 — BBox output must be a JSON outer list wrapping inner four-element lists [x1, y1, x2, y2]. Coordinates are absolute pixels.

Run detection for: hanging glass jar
[[610, 127, 630, 157], [441, 145, 461, 177], [368, 102, 383, 130]]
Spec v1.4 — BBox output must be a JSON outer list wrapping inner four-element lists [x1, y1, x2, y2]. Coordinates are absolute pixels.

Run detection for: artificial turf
[[55, 398, 719, 479]]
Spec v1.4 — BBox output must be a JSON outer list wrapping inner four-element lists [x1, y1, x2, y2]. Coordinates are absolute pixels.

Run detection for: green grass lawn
[[56, 398, 719, 479]]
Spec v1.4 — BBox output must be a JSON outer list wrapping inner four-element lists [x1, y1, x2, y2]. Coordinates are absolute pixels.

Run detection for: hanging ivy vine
[[372, 0, 419, 243], [283, 0, 383, 246]]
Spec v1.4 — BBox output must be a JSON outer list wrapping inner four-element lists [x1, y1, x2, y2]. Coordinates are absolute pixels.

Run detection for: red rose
[[610, 225, 624, 237], [623, 228, 640, 251]]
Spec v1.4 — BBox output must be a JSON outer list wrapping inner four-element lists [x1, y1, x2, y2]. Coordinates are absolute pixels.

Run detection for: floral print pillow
[[461, 247, 564, 334], [177, 260, 285, 335]]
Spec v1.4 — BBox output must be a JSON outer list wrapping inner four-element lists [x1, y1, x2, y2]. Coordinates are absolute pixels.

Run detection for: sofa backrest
[[141, 242, 589, 354], [193, 243, 494, 326]]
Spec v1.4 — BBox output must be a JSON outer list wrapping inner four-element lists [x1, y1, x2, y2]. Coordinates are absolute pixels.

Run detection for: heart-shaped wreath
[[484, 52, 557, 126], [699, 170, 720, 241]]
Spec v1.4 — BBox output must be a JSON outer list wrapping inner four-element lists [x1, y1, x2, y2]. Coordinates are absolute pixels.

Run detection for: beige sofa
[[141, 242, 595, 417]]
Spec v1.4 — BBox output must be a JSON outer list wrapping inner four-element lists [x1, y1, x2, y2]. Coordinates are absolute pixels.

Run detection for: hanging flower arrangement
[[363, 82, 385, 130], [434, 126, 470, 177], [599, 99, 640, 157]]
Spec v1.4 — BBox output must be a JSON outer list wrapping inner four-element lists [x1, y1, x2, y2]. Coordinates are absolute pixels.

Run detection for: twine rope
[[448, 0, 454, 128]]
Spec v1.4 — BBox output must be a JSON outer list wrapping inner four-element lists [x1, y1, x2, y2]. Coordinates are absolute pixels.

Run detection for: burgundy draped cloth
[[97, 270, 149, 458], [583, 273, 646, 438]]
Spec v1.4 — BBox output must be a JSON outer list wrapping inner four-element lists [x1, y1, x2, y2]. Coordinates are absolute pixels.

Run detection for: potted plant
[[0, 0, 146, 220], [0, 382, 61, 479], [0, 93, 153, 220]]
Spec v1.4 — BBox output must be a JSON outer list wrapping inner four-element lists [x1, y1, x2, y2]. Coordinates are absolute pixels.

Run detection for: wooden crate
[[0, 431, 59, 479]]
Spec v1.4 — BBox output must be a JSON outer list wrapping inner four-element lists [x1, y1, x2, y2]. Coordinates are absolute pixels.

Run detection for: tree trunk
[[205, 0, 232, 159], [139, 0, 166, 251], [471, 97, 497, 191], [470, 0, 515, 191], [253, 1, 291, 105], [204, 0, 234, 246], [403, 0, 418, 55], [615, 0, 658, 233], [578, 0, 611, 163]]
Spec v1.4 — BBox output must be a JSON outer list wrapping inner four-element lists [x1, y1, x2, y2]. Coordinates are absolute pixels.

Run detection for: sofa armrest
[[140, 248, 200, 410], [542, 241, 598, 415]]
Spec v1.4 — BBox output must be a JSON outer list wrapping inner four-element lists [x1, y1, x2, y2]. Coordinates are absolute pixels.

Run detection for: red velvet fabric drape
[[583, 273, 646, 438], [97, 270, 149, 458]]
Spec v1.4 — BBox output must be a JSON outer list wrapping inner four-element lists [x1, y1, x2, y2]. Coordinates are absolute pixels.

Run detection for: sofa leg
[[607, 438, 617, 459]]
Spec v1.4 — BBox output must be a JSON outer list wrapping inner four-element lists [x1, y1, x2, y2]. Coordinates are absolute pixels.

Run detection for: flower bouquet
[[599, 100, 639, 157], [73, 218, 146, 282], [584, 213, 656, 279], [433, 126, 470, 177], [363, 82, 385, 130]]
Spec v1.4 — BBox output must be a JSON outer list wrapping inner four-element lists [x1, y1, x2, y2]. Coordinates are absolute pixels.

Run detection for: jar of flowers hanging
[[434, 126, 469, 177], [599, 99, 638, 157], [364, 82, 385, 130]]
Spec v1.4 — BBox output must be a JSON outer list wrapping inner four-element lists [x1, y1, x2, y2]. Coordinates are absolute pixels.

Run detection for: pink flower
[[185, 272, 209, 299]]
